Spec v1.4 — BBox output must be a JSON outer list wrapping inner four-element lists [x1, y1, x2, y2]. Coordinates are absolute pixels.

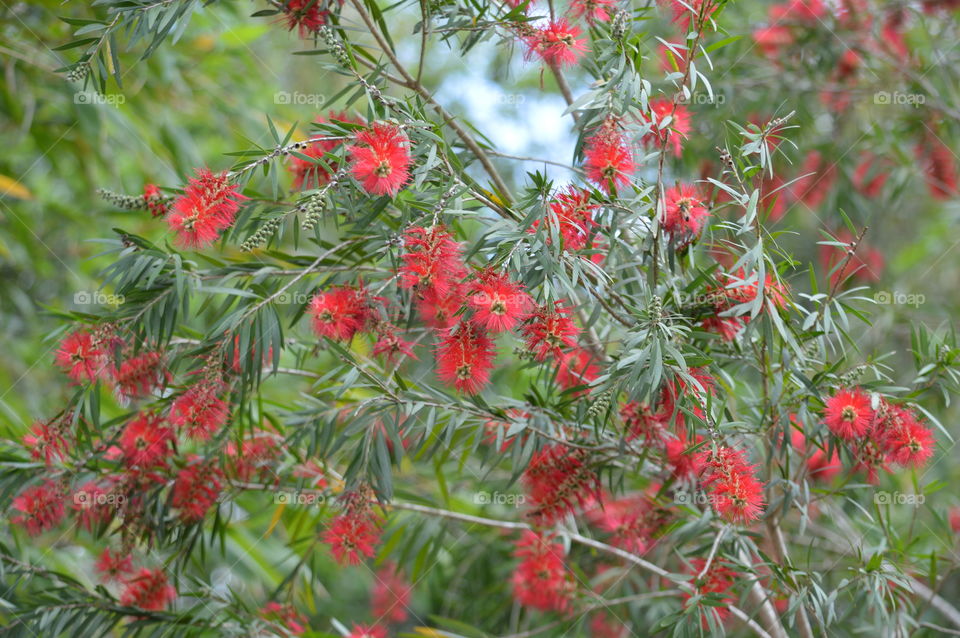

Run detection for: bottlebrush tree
[[3, 0, 960, 637]]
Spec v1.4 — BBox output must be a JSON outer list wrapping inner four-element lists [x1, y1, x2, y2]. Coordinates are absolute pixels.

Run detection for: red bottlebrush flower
[[114, 351, 167, 402], [172, 457, 223, 522], [119, 412, 175, 469], [665, 430, 707, 478], [120, 567, 176, 611], [309, 285, 375, 341], [523, 444, 597, 524], [620, 401, 665, 443], [322, 513, 381, 565], [167, 169, 246, 249], [701, 316, 744, 341], [583, 127, 636, 194], [714, 268, 789, 315], [642, 98, 691, 157], [853, 439, 889, 484], [877, 404, 935, 467], [372, 324, 417, 361], [415, 284, 466, 330], [23, 419, 70, 465], [143, 183, 168, 217], [852, 152, 890, 198], [225, 430, 284, 482], [55, 329, 107, 383], [523, 19, 587, 68], [467, 270, 532, 333], [662, 184, 710, 236], [436, 322, 496, 395], [556, 347, 599, 391], [585, 492, 667, 554], [683, 558, 738, 619], [283, 0, 329, 38], [347, 625, 386, 638], [511, 531, 575, 612], [697, 446, 765, 523], [532, 186, 598, 251], [753, 25, 793, 58], [950, 506, 960, 533], [569, 0, 616, 23], [823, 388, 873, 440], [879, 9, 909, 58], [399, 225, 468, 296], [522, 301, 579, 361], [915, 135, 958, 200], [71, 481, 116, 531], [658, 366, 714, 418], [349, 122, 411, 197], [169, 383, 230, 440], [11, 480, 65, 536], [371, 563, 413, 624], [260, 601, 309, 635], [96, 549, 134, 582]]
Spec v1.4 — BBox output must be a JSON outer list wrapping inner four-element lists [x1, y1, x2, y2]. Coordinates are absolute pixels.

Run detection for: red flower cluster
[[510, 531, 574, 612], [169, 379, 230, 440], [699, 268, 789, 340], [642, 98, 691, 157], [55, 329, 110, 383], [167, 168, 246, 249], [682, 558, 738, 620], [436, 322, 496, 395], [172, 456, 223, 522], [322, 490, 382, 565], [585, 490, 669, 554], [10, 480, 65, 536], [120, 411, 176, 469], [143, 183, 168, 217], [370, 563, 413, 624], [569, 0, 616, 24], [467, 269, 533, 333], [696, 445, 765, 523], [822, 388, 935, 482], [96, 549, 134, 582], [531, 186, 599, 252], [309, 285, 376, 341], [23, 418, 70, 466], [523, 19, 587, 68], [662, 184, 710, 237], [282, 0, 331, 37], [522, 443, 598, 524], [349, 122, 412, 197], [583, 120, 636, 193], [522, 301, 579, 361], [120, 567, 177, 611]]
